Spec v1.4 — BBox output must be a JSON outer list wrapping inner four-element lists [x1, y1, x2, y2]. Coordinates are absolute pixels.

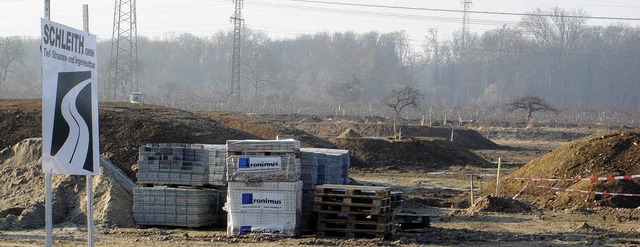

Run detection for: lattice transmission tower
[[461, 0, 472, 47], [107, 0, 139, 101], [230, 0, 243, 100]]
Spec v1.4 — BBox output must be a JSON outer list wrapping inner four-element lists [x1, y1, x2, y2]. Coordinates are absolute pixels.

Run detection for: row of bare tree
[[1, 7, 638, 124]]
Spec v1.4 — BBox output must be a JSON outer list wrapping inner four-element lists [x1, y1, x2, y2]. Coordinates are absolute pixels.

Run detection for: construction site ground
[[0, 100, 639, 246]]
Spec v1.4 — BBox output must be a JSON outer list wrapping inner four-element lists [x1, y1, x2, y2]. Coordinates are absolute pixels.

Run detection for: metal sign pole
[[83, 5, 95, 247], [45, 173, 52, 247], [44, 2, 53, 247]]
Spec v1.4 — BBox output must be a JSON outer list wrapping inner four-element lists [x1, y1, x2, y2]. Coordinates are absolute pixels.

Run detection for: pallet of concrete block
[[226, 139, 301, 154], [299, 151, 318, 190], [226, 181, 303, 237], [301, 148, 349, 185], [226, 155, 301, 182], [137, 143, 207, 186], [314, 185, 392, 215], [133, 186, 226, 227], [137, 143, 227, 187], [199, 144, 227, 187]]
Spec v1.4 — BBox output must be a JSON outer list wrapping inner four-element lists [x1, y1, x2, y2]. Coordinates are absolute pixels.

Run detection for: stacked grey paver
[[134, 143, 227, 227], [299, 148, 351, 233], [133, 187, 226, 227]]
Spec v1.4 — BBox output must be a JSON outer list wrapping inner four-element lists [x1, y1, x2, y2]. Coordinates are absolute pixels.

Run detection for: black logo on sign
[[50, 71, 94, 172]]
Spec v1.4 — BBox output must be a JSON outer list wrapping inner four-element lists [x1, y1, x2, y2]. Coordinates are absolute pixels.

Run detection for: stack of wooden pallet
[[314, 185, 396, 239]]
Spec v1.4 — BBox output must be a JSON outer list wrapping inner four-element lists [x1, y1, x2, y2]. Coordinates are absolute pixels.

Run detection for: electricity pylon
[[107, 0, 139, 101]]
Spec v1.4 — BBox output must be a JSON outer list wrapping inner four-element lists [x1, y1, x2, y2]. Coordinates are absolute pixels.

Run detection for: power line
[[249, 1, 515, 26], [289, 0, 640, 21]]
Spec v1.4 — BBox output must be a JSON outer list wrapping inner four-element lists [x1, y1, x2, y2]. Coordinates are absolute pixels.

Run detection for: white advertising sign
[[41, 18, 99, 175], [237, 156, 282, 172], [241, 192, 285, 210]]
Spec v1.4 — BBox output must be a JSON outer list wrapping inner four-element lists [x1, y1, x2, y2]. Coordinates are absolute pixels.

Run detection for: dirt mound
[[297, 123, 499, 150], [483, 129, 640, 209], [198, 111, 335, 148], [470, 195, 535, 213], [330, 138, 488, 170], [0, 100, 258, 180], [338, 128, 361, 138], [0, 138, 135, 230]]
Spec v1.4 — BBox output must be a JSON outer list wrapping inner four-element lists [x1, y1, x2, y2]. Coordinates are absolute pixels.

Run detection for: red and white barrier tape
[[536, 186, 640, 197], [512, 183, 529, 200], [510, 174, 640, 182]]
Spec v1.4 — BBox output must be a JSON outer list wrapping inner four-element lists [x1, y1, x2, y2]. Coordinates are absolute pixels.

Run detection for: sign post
[[82, 4, 95, 247], [43, 3, 52, 247], [41, 5, 99, 246]]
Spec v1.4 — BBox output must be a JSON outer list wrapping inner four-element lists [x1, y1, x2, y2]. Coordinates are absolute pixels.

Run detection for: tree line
[[1, 7, 639, 124]]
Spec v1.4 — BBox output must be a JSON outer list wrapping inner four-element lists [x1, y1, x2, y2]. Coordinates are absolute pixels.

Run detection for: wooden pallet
[[396, 213, 430, 230], [317, 211, 394, 224], [317, 229, 396, 239], [315, 185, 391, 198], [315, 195, 391, 207], [390, 191, 403, 209], [136, 183, 215, 189], [314, 204, 392, 215], [318, 220, 395, 232]]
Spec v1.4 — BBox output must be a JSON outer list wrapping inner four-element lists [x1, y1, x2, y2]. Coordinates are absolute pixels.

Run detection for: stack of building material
[[199, 144, 227, 187], [137, 143, 207, 185], [134, 143, 227, 227], [226, 181, 303, 236], [314, 185, 396, 239], [133, 187, 226, 227], [225, 139, 303, 237], [302, 148, 350, 185], [299, 151, 319, 233], [299, 148, 351, 233]]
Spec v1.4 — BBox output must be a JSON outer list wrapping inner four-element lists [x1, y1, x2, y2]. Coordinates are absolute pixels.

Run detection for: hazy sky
[[2, 0, 639, 48]]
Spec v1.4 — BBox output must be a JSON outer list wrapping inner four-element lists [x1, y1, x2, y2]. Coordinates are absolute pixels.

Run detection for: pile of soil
[[483, 129, 640, 209], [0, 100, 257, 180], [337, 128, 361, 138], [0, 138, 134, 230], [470, 195, 535, 213], [0, 99, 493, 178], [297, 122, 500, 150], [198, 111, 335, 148], [330, 138, 488, 170]]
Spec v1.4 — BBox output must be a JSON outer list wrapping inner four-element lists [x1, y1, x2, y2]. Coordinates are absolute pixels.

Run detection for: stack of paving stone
[[133, 143, 227, 227], [137, 143, 207, 185], [299, 148, 351, 233], [314, 185, 396, 239], [133, 186, 226, 227], [225, 139, 303, 236], [302, 148, 350, 185], [200, 144, 227, 187]]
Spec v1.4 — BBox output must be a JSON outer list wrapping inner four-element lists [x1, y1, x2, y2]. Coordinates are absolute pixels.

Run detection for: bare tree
[[508, 96, 557, 125], [329, 74, 364, 105], [242, 30, 274, 100], [383, 86, 424, 119], [0, 37, 24, 93]]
